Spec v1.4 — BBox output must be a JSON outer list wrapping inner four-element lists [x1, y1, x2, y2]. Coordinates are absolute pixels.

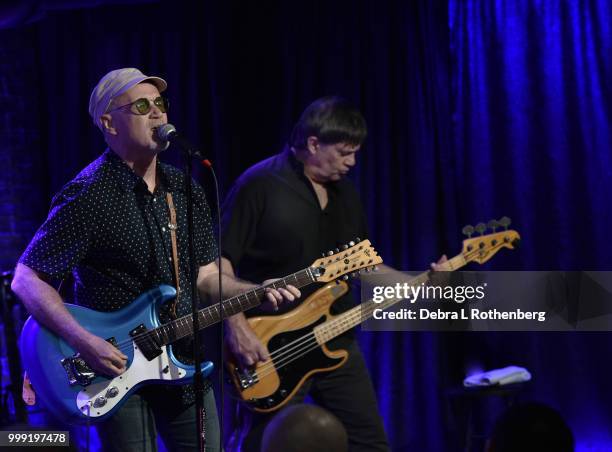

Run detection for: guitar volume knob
[[93, 396, 107, 408], [106, 386, 119, 398]]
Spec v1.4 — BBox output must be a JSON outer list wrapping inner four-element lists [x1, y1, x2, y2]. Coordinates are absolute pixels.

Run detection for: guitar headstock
[[460, 217, 520, 265], [310, 239, 383, 282]]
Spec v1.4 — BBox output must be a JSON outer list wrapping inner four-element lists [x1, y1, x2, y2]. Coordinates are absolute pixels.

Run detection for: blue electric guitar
[[20, 239, 382, 424]]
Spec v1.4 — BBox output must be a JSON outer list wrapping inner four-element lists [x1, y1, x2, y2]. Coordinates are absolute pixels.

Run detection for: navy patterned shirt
[[20, 148, 217, 315], [19, 149, 218, 403]]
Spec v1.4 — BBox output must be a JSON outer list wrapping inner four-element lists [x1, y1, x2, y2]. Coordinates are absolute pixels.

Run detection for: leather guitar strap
[[166, 192, 180, 320]]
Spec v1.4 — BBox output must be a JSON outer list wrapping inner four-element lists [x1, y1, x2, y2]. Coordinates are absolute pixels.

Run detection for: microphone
[[156, 124, 211, 166]]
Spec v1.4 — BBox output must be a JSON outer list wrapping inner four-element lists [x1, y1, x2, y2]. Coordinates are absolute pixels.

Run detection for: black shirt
[[221, 146, 368, 317], [20, 148, 217, 315]]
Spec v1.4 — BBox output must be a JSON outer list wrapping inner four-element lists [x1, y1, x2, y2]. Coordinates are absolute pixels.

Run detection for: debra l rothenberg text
[[373, 308, 546, 322]]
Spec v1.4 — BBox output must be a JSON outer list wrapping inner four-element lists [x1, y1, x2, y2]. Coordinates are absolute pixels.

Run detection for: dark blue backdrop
[[1, 1, 611, 451]]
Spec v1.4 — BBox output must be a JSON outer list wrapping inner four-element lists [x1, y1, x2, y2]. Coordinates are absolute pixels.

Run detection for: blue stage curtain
[[1, 1, 612, 450], [437, 1, 612, 450]]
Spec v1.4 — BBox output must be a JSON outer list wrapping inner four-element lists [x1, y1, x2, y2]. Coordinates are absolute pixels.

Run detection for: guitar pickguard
[[76, 343, 187, 418]]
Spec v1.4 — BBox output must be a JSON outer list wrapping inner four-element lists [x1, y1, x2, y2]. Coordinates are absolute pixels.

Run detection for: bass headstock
[[461, 217, 520, 265]]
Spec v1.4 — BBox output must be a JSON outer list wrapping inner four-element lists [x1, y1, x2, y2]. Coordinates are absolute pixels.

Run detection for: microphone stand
[[181, 143, 223, 452], [182, 151, 206, 452]]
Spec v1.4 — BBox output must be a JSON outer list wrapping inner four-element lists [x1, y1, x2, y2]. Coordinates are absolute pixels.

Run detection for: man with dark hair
[[221, 96, 390, 451], [486, 402, 574, 452], [11, 67, 298, 452]]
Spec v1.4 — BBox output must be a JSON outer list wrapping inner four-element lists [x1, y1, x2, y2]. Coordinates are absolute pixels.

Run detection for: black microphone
[[156, 124, 210, 165]]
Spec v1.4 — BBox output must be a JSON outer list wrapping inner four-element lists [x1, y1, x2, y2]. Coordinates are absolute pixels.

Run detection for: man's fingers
[[265, 290, 280, 310], [241, 354, 255, 368], [108, 363, 125, 376], [114, 356, 127, 367], [112, 352, 127, 363], [241, 351, 268, 369], [108, 356, 126, 372], [107, 347, 127, 363], [431, 255, 448, 271], [265, 288, 283, 303], [95, 360, 123, 377], [277, 288, 296, 302], [286, 285, 301, 298], [266, 286, 300, 304], [257, 345, 270, 362]]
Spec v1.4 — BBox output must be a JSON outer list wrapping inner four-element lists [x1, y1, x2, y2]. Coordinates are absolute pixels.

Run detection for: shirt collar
[[104, 148, 180, 193], [283, 145, 339, 191], [284, 145, 305, 176]]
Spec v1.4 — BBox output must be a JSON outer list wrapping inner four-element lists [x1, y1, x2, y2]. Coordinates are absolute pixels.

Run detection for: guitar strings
[[249, 246, 492, 382], [92, 241, 472, 379], [105, 250, 368, 354], [254, 280, 427, 375], [117, 263, 433, 360], [90, 243, 493, 391], [248, 302, 379, 381], [249, 279, 447, 382], [97, 269, 316, 355]]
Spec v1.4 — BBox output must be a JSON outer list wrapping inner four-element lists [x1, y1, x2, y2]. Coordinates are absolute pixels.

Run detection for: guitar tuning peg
[[462, 225, 475, 238], [372, 266, 379, 272], [327, 250, 334, 256], [349, 241, 355, 247], [342, 275, 349, 280], [342, 244, 349, 250], [335, 248, 340, 253], [355, 237, 361, 243], [487, 219, 499, 232], [498, 216, 511, 230], [475, 223, 486, 235]]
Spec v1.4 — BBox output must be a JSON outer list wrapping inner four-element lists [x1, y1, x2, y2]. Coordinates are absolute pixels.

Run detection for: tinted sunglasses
[[108, 96, 169, 115]]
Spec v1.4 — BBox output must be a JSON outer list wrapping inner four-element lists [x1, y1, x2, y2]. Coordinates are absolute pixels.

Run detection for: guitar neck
[[155, 268, 318, 345], [314, 253, 468, 343]]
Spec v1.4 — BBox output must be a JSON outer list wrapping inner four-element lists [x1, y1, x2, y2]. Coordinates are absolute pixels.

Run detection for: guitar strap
[[166, 192, 180, 320]]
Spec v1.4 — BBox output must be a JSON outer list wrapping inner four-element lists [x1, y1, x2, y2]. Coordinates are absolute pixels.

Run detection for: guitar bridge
[[236, 367, 259, 390], [61, 356, 95, 387], [61, 338, 116, 387]]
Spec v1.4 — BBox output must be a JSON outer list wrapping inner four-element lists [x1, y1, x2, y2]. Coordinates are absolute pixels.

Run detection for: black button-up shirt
[[20, 149, 218, 404], [20, 148, 217, 316], [221, 146, 368, 318]]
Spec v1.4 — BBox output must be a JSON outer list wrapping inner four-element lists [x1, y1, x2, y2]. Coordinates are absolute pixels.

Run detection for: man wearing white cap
[[12, 68, 299, 451]]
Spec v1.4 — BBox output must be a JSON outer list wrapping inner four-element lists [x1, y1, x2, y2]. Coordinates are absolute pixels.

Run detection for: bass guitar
[[20, 239, 382, 424], [227, 221, 520, 412]]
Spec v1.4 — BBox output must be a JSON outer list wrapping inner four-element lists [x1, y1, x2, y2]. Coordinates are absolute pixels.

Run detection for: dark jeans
[[232, 341, 389, 452], [96, 385, 221, 452]]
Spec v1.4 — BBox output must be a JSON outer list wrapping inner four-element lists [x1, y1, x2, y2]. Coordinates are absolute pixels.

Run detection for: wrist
[[225, 312, 247, 325], [65, 326, 94, 350]]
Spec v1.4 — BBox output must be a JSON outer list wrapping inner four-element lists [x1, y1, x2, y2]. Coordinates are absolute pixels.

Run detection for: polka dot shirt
[[20, 148, 218, 316]]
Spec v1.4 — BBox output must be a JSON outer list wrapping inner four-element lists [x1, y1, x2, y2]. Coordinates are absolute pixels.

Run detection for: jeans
[[96, 385, 221, 452]]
